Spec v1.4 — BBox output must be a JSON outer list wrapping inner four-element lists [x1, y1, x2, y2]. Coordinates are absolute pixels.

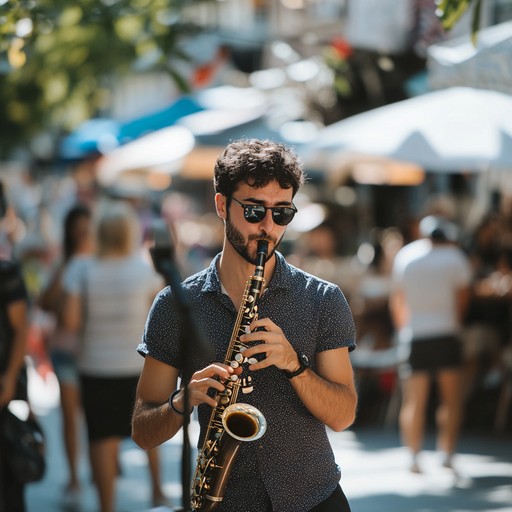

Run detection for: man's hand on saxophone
[[182, 363, 242, 409], [240, 317, 358, 433], [132, 360, 243, 451], [239, 317, 301, 374]]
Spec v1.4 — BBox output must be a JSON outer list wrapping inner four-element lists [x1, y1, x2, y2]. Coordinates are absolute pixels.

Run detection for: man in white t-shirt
[[390, 215, 472, 473]]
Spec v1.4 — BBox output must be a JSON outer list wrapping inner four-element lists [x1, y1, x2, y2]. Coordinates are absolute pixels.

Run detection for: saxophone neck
[[191, 239, 270, 512], [256, 239, 269, 261], [254, 239, 269, 278]]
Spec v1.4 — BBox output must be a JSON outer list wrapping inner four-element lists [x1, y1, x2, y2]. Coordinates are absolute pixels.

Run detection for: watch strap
[[283, 352, 310, 379]]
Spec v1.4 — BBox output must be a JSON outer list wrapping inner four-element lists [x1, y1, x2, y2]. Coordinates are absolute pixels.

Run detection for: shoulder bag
[[0, 402, 46, 483]]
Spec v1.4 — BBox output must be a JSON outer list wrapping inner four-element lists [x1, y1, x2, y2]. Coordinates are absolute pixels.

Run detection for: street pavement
[[25, 366, 512, 512]]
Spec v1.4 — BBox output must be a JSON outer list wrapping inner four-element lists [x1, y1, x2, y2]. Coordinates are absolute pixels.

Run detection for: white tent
[[95, 126, 195, 188], [305, 87, 512, 174], [427, 21, 512, 96]]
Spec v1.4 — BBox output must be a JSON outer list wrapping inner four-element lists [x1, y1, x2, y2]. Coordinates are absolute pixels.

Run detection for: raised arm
[[132, 355, 238, 450], [289, 347, 357, 432], [240, 318, 357, 432], [131, 356, 181, 450]]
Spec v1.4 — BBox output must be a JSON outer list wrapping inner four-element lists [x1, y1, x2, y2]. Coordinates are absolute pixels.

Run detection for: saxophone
[[191, 240, 269, 511]]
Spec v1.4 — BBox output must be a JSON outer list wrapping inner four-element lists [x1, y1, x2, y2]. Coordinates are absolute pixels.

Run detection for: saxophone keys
[[230, 374, 239, 382], [241, 375, 254, 394], [230, 360, 240, 369], [219, 396, 230, 405], [247, 357, 258, 365], [234, 353, 244, 362]]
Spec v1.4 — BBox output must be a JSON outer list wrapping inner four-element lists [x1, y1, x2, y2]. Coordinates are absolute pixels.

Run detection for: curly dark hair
[[213, 139, 305, 198]]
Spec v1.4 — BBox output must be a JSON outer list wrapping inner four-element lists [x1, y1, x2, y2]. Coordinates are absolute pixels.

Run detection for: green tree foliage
[[0, 0, 212, 158], [436, 0, 482, 43], [0, 0, 483, 160]]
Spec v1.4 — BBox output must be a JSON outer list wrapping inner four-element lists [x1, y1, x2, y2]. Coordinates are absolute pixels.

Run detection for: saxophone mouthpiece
[[256, 239, 269, 257]]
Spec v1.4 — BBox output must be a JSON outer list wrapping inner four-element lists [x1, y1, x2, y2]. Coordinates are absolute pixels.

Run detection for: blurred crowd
[[1, 162, 512, 509], [286, 197, 512, 439]]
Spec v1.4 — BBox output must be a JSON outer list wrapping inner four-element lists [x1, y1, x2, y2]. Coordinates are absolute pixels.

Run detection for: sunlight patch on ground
[[332, 440, 512, 509]]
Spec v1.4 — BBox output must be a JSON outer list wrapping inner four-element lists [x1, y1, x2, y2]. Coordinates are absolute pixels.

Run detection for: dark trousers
[[309, 485, 351, 512]]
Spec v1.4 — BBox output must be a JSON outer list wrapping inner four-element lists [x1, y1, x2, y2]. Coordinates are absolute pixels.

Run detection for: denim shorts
[[51, 349, 79, 386]]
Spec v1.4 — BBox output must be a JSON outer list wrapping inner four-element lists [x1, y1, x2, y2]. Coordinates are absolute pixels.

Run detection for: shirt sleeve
[[1, 262, 28, 305], [62, 257, 89, 295], [317, 284, 357, 352], [137, 286, 183, 369]]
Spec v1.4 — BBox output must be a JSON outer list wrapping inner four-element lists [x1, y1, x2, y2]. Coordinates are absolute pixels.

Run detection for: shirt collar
[[201, 251, 290, 294]]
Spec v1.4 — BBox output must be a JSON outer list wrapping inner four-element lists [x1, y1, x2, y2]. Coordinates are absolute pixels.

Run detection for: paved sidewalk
[[26, 368, 512, 512]]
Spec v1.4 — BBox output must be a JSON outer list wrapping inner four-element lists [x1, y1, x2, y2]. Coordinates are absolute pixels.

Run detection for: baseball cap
[[419, 215, 459, 242]]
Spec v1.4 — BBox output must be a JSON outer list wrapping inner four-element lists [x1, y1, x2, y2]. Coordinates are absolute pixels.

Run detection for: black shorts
[[80, 374, 138, 441], [400, 335, 463, 377]]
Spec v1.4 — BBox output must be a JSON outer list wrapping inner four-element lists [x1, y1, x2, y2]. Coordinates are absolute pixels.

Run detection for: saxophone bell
[[222, 403, 267, 442]]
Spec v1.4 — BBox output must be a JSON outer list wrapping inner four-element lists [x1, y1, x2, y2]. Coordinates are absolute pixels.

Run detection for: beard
[[225, 217, 281, 265]]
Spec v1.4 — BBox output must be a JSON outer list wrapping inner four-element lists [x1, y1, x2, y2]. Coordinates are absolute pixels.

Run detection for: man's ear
[[215, 193, 227, 220]]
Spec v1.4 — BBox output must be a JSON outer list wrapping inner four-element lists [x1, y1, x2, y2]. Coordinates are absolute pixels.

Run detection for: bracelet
[[168, 389, 185, 415]]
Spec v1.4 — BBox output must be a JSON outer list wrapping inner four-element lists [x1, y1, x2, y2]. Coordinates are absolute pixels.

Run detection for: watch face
[[299, 353, 309, 366], [283, 352, 310, 378]]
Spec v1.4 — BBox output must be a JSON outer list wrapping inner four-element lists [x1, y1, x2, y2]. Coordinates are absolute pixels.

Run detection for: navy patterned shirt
[[138, 251, 356, 512]]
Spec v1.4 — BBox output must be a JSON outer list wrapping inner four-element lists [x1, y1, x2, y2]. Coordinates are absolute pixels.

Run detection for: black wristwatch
[[283, 352, 310, 379]]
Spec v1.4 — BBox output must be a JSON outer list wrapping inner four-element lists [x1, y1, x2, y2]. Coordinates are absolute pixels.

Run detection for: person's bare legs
[[59, 381, 81, 492], [436, 368, 463, 468], [89, 437, 120, 512], [399, 372, 430, 472], [146, 447, 168, 506]]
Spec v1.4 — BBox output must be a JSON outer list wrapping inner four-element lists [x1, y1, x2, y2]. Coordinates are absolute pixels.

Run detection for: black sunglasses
[[231, 197, 297, 226]]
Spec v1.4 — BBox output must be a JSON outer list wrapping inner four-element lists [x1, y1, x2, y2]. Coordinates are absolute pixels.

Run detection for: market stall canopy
[[59, 86, 266, 161], [427, 21, 512, 95], [304, 87, 512, 175], [95, 125, 195, 188], [59, 96, 203, 160], [118, 96, 204, 142], [176, 85, 269, 145], [60, 118, 120, 160]]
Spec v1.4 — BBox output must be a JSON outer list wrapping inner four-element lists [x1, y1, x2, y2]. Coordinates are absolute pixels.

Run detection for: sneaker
[[410, 453, 422, 474], [61, 486, 82, 511], [152, 495, 173, 509], [441, 452, 455, 470], [410, 461, 422, 474]]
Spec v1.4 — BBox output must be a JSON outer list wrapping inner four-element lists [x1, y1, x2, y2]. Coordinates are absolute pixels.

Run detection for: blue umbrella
[[118, 96, 204, 142], [59, 118, 120, 160]]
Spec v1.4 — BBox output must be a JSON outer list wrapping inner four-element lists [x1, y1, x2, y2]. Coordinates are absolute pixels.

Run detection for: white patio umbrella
[[96, 125, 195, 188], [305, 87, 512, 174]]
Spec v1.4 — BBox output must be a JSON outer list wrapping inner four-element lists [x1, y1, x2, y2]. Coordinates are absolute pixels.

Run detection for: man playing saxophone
[[132, 139, 358, 512]]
